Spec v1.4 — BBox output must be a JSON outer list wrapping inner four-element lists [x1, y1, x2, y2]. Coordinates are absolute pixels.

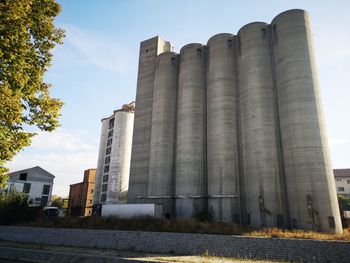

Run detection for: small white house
[[6, 166, 55, 207], [334, 169, 350, 197]]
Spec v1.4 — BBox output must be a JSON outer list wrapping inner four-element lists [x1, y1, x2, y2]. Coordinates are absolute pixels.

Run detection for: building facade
[[68, 168, 96, 216], [127, 9, 342, 233], [7, 166, 54, 207], [334, 169, 350, 197], [93, 102, 134, 205]]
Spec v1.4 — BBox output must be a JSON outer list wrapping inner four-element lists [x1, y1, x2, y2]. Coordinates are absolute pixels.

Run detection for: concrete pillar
[[176, 43, 207, 218], [272, 9, 342, 233], [148, 52, 179, 217], [207, 34, 240, 223], [128, 37, 171, 204]]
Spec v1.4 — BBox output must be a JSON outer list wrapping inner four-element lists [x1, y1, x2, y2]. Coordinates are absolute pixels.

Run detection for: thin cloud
[[7, 129, 99, 197], [30, 128, 98, 151], [56, 24, 132, 73]]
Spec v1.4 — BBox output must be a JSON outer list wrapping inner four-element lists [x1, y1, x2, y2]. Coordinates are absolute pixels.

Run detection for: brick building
[[68, 169, 96, 216]]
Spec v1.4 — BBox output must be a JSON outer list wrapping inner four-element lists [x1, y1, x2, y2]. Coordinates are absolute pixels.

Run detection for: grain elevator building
[[127, 9, 342, 233]]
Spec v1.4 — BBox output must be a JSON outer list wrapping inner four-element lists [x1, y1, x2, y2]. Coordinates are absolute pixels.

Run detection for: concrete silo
[[238, 22, 285, 227], [176, 43, 207, 218], [148, 52, 179, 217], [206, 34, 240, 223], [93, 103, 134, 205], [93, 119, 109, 205], [128, 37, 171, 203], [271, 9, 342, 233]]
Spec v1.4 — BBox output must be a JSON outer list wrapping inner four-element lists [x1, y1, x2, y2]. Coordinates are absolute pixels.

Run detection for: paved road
[[0, 241, 283, 263]]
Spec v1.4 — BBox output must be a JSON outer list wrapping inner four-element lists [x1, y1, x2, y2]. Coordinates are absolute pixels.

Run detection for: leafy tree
[[0, 0, 64, 187], [0, 191, 29, 224], [338, 195, 350, 227], [51, 194, 63, 208]]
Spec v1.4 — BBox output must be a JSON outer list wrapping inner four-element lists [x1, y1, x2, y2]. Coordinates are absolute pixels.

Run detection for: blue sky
[[7, 0, 350, 196]]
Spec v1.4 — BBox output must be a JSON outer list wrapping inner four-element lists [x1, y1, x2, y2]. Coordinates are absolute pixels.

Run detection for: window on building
[[338, 187, 345, 192], [101, 194, 106, 202], [106, 147, 111, 155], [105, 156, 110, 164], [108, 130, 113, 138], [347, 179, 350, 184], [227, 39, 233, 47], [336, 178, 342, 181], [171, 57, 176, 65], [261, 28, 267, 38], [42, 185, 50, 195], [41, 196, 48, 206], [19, 173, 27, 181], [328, 216, 335, 228], [108, 118, 115, 129], [104, 165, 109, 173], [276, 215, 283, 227], [103, 174, 109, 183], [233, 213, 240, 224], [197, 48, 202, 56], [102, 184, 108, 192], [107, 138, 112, 146], [246, 214, 251, 225], [23, 183, 31, 194]]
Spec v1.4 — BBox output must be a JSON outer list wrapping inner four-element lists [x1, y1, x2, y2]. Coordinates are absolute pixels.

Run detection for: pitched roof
[[334, 169, 350, 178], [9, 166, 55, 178]]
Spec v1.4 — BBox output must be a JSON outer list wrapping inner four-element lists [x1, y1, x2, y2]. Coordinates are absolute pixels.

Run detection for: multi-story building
[[68, 168, 96, 216], [93, 102, 134, 205], [334, 169, 350, 197], [127, 9, 342, 233], [6, 166, 54, 207]]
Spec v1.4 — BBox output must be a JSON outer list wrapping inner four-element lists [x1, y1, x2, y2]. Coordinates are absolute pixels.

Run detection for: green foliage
[[50, 195, 63, 209], [0, 191, 29, 225], [0, 0, 65, 187], [338, 195, 350, 227]]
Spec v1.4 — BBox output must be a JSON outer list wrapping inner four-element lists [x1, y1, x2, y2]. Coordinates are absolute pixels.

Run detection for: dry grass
[[246, 227, 350, 241], [17, 216, 350, 241]]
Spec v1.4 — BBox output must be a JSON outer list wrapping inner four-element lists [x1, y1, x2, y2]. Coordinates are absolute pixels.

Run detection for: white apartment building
[[334, 169, 350, 197], [93, 102, 134, 205], [6, 166, 55, 206]]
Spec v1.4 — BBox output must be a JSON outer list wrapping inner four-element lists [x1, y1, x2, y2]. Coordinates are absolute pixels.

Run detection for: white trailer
[[101, 203, 163, 219]]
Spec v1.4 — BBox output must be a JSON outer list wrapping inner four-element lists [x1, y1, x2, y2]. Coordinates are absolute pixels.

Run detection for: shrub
[[0, 192, 30, 225]]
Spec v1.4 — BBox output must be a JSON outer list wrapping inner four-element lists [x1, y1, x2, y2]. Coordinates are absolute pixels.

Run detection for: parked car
[[43, 206, 59, 218]]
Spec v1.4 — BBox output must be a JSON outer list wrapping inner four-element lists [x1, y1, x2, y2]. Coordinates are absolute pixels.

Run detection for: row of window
[[22, 183, 50, 195], [336, 178, 350, 183]]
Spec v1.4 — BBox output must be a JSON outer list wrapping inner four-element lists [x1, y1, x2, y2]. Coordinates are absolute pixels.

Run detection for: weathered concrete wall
[[127, 9, 341, 233], [0, 226, 349, 262], [128, 37, 171, 204]]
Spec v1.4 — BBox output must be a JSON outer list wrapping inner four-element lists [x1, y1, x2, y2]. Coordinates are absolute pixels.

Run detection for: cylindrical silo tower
[[148, 52, 179, 218], [107, 107, 135, 203], [207, 33, 240, 223], [238, 22, 285, 228], [176, 43, 207, 218], [271, 9, 342, 233], [93, 119, 109, 205]]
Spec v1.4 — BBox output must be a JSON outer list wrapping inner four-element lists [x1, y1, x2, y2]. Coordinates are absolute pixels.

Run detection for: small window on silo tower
[[261, 28, 267, 38], [227, 39, 233, 47], [328, 216, 335, 228], [197, 48, 202, 56], [171, 57, 176, 65]]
